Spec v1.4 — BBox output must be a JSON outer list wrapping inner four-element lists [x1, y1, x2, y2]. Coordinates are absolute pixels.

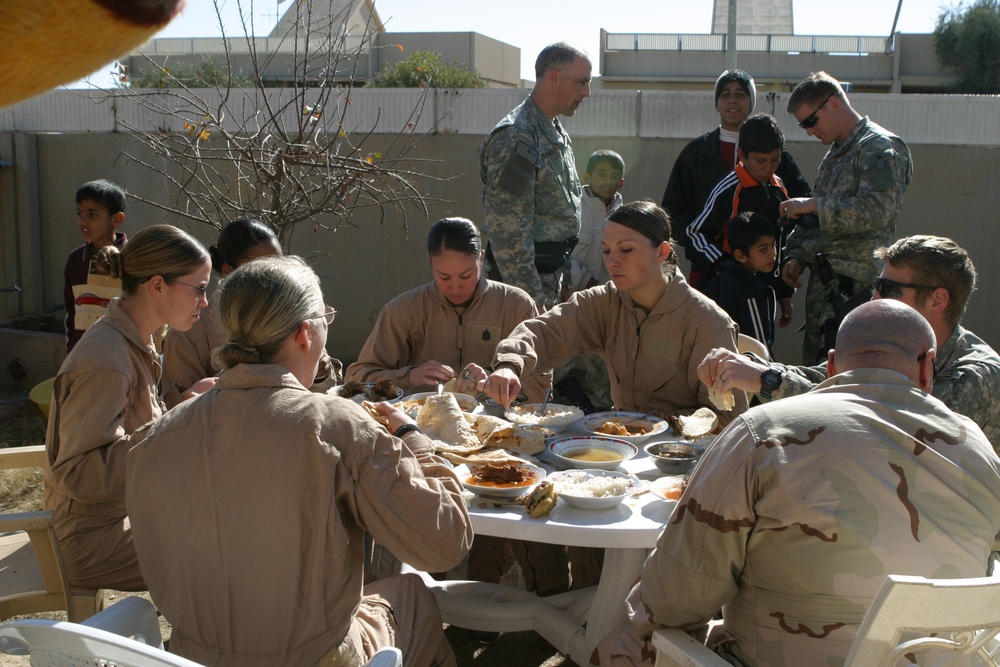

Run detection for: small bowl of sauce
[[548, 436, 638, 470], [644, 441, 706, 475]]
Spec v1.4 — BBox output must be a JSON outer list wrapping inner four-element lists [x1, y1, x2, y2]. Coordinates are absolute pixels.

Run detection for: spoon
[[539, 387, 552, 416]]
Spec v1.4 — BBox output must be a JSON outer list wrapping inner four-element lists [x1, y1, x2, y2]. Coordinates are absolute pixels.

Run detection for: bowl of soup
[[644, 441, 706, 475], [548, 436, 638, 471]]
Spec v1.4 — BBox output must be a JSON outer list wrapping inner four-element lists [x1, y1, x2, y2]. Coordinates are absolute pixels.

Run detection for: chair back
[[0, 597, 204, 667], [0, 445, 101, 622], [844, 574, 1000, 666], [736, 334, 770, 361], [365, 646, 403, 667]]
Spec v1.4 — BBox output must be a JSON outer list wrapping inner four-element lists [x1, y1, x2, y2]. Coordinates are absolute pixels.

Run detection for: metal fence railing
[[604, 32, 893, 55]]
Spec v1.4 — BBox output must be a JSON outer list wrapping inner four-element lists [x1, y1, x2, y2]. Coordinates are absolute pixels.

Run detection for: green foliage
[[129, 56, 255, 89], [934, 0, 1000, 93], [372, 50, 484, 89]]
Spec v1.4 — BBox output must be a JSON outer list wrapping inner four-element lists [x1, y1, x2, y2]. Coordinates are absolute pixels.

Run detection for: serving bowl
[[548, 436, 638, 471], [398, 392, 479, 416], [644, 441, 706, 475], [548, 469, 640, 510], [577, 411, 670, 444], [505, 403, 584, 432], [455, 462, 546, 499], [331, 382, 404, 404]]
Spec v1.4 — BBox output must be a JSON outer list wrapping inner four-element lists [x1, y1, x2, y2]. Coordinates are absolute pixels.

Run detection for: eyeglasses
[[172, 279, 209, 296], [308, 305, 337, 326], [798, 93, 834, 129], [874, 277, 940, 300]]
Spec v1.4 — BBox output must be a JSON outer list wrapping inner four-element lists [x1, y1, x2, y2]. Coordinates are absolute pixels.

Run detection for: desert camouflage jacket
[[480, 96, 581, 306], [784, 117, 913, 283], [769, 325, 1000, 449], [630, 369, 1000, 667]]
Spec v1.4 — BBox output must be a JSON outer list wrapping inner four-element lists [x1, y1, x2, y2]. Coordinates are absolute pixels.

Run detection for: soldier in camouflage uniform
[[480, 42, 590, 309], [599, 300, 1000, 667], [698, 235, 1000, 449], [780, 71, 913, 364]]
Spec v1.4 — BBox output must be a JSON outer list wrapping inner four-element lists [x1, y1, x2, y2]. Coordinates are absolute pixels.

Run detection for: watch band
[[393, 424, 421, 438], [759, 365, 784, 400]]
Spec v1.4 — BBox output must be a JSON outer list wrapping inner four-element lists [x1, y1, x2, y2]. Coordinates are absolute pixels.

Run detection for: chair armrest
[[0, 446, 46, 471], [0, 510, 54, 533], [651, 628, 732, 667]]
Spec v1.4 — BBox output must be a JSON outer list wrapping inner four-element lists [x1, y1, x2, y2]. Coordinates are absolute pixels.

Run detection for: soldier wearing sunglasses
[[777, 72, 913, 365], [697, 236, 1000, 450]]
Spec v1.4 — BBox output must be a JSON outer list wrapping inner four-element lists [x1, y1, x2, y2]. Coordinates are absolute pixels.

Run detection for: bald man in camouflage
[[599, 299, 1000, 667], [480, 42, 591, 309]]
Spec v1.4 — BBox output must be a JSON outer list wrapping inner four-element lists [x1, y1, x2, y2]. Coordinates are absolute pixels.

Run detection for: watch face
[[762, 369, 782, 388]]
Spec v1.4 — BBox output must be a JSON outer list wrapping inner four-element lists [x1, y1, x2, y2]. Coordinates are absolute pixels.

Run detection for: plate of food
[[548, 436, 638, 470], [504, 403, 583, 432], [332, 380, 404, 404], [455, 462, 546, 499], [547, 469, 640, 510], [577, 411, 670, 444]]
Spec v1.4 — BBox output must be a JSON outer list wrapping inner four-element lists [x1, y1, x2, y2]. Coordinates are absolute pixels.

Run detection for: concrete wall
[[2, 89, 1000, 390]]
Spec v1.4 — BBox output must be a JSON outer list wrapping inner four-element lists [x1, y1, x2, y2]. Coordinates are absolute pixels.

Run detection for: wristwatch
[[759, 364, 784, 400]]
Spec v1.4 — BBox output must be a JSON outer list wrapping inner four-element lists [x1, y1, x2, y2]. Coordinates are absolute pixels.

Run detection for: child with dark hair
[[686, 113, 796, 325], [63, 179, 127, 351], [704, 212, 782, 351]]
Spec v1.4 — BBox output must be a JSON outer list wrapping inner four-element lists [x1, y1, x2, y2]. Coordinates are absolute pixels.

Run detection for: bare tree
[[109, 0, 442, 246]]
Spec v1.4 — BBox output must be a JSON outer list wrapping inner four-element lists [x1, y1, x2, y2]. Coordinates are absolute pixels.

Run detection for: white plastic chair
[[0, 596, 203, 667], [652, 574, 1000, 667], [366, 646, 403, 667], [736, 333, 770, 361]]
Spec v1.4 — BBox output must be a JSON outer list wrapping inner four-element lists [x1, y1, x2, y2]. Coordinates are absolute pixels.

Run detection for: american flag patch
[[514, 141, 538, 166]]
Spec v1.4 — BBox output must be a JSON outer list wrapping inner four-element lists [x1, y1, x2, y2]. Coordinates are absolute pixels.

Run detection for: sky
[[123, 0, 948, 84]]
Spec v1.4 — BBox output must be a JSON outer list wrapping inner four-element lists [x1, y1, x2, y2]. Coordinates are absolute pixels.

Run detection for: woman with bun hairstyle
[[483, 200, 748, 419], [161, 218, 341, 408], [127, 255, 470, 667], [43, 224, 211, 590]]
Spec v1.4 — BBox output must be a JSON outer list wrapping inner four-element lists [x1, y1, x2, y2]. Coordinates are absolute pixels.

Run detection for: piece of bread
[[417, 394, 481, 453], [708, 385, 735, 412], [670, 407, 720, 440]]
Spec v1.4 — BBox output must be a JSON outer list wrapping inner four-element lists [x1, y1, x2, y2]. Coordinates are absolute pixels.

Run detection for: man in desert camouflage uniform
[[780, 71, 912, 364], [698, 235, 1000, 449], [480, 42, 591, 309], [599, 300, 1000, 667]]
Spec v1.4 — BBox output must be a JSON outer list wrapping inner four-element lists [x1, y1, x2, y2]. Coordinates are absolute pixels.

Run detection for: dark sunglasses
[[798, 94, 834, 129], [874, 277, 939, 300]]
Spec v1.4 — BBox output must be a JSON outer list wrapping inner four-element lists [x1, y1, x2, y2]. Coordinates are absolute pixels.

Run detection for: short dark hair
[[606, 200, 670, 246], [75, 179, 125, 215], [726, 211, 777, 256], [535, 42, 588, 79], [874, 235, 976, 328], [427, 217, 482, 256], [787, 71, 846, 114], [209, 218, 279, 274], [586, 150, 625, 174], [739, 114, 784, 156]]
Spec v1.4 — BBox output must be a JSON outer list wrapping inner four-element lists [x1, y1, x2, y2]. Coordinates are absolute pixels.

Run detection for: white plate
[[548, 469, 640, 510], [331, 383, 404, 404], [455, 462, 546, 499], [504, 403, 584, 432], [548, 436, 638, 470], [576, 411, 670, 444]]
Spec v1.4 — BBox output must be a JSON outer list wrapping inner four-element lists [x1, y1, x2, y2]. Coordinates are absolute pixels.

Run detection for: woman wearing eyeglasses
[[44, 224, 210, 590], [160, 219, 344, 409], [127, 256, 471, 667]]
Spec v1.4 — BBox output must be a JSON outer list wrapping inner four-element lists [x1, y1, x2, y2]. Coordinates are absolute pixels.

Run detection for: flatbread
[[439, 447, 529, 466], [671, 407, 720, 440], [486, 426, 546, 456], [417, 394, 481, 453], [708, 385, 735, 412], [361, 400, 389, 426], [467, 414, 517, 441]]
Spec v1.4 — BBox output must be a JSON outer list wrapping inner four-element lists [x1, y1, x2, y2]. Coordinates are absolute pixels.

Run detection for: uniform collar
[[216, 363, 309, 391], [102, 298, 158, 355]]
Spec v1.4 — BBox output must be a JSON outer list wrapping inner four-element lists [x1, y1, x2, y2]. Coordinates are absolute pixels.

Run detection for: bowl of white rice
[[547, 469, 640, 510], [505, 403, 584, 432]]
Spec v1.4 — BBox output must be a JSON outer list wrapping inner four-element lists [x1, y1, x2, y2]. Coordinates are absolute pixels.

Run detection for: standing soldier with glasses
[[779, 71, 913, 364]]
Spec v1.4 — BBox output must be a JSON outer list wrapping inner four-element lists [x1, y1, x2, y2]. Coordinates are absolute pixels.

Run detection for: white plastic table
[[405, 443, 679, 667]]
